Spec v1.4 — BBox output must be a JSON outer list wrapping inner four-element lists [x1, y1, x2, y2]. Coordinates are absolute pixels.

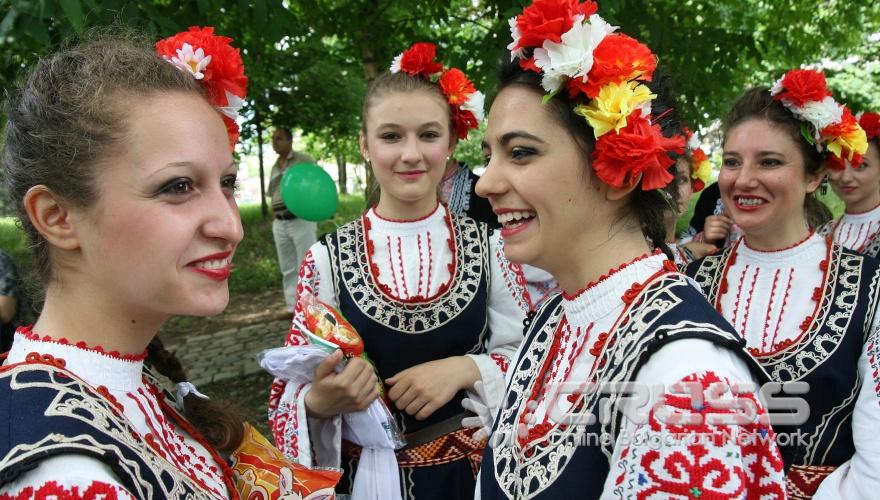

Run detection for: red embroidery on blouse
[[16, 325, 148, 362], [519, 263, 677, 450], [622, 371, 785, 499], [0, 481, 134, 500], [362, 208, 457, 303], [147, 380, 238, 498], [369, 203, 439, 223], [490, 353, 510, 373], [714, 238, 831, 357], [740, 231, 815, 253], [24, 351, 67, 369], [562, 250, 663, 301]]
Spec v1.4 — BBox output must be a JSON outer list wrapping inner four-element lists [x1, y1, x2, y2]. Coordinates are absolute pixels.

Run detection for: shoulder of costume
[[0, 363, 178, 493]]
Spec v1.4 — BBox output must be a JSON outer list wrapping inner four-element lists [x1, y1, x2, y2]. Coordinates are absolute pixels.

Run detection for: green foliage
[[1, 0, 878, 175]]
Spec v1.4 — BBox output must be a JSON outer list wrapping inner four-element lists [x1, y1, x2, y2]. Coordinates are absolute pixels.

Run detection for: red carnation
[[515, 0, 598, 49], [451, 107, 479, 140], [591, 111, 685, 190], [519, 56, 542, 74], [156, 26, 247, 107], [398, 42, 443, 77], [773, 69, 831, 107], [820, 106, 859, 139], [859, 112, 880, 141], [691, 148, 708, 164], [439, 68, 476, 106], [156, 26, 247, 149], [827, 154, 846, 171], [568, 34, 657, 99], [693, 179, 706, 192]]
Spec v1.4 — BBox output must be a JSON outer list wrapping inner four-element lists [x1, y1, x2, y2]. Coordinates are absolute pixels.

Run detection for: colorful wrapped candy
[[231, 423, 341, 499], [296, 292, 386, 399]]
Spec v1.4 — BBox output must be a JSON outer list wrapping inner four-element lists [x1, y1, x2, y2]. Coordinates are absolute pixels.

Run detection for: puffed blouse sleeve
[[267, 241, 343, 468], [464, 231, 529, 410], [814, 311, 880, 499]]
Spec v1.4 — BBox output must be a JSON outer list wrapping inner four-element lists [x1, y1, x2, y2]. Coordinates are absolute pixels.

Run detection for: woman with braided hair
[[0, 28, 248, 497]]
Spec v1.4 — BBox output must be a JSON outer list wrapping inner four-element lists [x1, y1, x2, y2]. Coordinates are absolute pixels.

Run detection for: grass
[[231, 194, 365, 293]]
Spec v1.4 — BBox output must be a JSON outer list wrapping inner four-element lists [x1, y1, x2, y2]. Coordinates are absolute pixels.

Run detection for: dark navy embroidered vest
[[0, 362, 217, 497], [480, 273, 764, 500], [686, 243, 880, 468], [323, 213, 491, 434]]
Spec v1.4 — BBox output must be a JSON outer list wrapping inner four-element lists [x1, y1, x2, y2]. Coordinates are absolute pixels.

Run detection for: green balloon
[[280, 162, 339, 221]]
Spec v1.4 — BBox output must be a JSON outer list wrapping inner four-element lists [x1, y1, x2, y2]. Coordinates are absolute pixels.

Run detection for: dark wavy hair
[[496, 59, 683, 258], [722, 87, 830, 229]]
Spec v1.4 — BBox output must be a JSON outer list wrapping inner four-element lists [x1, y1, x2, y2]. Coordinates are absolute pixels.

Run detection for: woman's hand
[[386, 356, 480, 421], [681, 241, 718, 260], [304, 350, 380, 419], [702, 214, 733, 244]]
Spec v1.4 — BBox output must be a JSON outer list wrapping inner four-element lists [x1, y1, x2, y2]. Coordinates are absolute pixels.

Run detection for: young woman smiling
[[686, 70, 880, 499], [472, 1, 784, 498], [1, 29, 248, 497], [820, 112, 880, 257], [268, 43, 527, 499]]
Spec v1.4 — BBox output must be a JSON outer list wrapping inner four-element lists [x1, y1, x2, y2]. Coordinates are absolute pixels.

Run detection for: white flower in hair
[[462, 90, 486, 122], [507, 17, 525, 61], [769, 76, 785, 97], [533, 14, 616, 94], [798, 96, 844, 132], [217, 91, 245, 120], [390, 53, 403, 73], [687, 133, 701, 151], [171, 43, 212, 80]]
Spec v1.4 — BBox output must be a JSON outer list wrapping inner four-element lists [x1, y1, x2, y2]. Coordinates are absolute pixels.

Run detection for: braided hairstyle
[[2, 29, 244, 453]]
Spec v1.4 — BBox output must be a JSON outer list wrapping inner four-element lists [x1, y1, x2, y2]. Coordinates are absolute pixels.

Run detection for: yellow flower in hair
[[575, 81, 655, 138], [826, 128, 868, 162]]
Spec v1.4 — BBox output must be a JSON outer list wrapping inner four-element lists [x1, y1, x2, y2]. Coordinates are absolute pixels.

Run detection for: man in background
[[268, 127, 317, 312]]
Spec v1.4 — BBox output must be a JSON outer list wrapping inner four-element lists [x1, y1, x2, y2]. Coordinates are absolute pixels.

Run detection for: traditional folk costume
[[818, 203, 880, 258], [0, 328, 236, 498], [686, 233, 880, 498], [268, 204, 527, 499], [481, 253, 785, 499]]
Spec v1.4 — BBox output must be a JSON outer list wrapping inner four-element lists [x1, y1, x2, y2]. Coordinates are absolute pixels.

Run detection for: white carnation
[[797, 96, 843, 131], [533, 14, 616, 94], [461, 90, 485, 122]]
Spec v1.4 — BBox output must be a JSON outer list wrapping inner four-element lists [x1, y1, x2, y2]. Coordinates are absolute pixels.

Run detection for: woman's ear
[[359, 132, 369, 163], [447, 136, 458, 159], [806, 167, 827, 194], [602, 176, 641, 202], [23, 185, 81, 251]]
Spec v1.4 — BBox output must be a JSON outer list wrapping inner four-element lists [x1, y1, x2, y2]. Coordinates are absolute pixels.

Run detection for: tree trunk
[[255, 109, 269, 218], [336, 154, 348, 194], [361, 41, 380, 209]]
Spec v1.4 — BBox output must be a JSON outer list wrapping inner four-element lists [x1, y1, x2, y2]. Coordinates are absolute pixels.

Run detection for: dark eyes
[[158, 174, 239, 197], [378, 131, 442, 142], [510, 147, 536, 160]]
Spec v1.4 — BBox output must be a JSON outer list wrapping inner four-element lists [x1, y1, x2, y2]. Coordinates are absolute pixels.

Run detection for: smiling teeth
[[497, 211, 536, 225], [738, 198, 766, 206], [195, 259, 230, 270]]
